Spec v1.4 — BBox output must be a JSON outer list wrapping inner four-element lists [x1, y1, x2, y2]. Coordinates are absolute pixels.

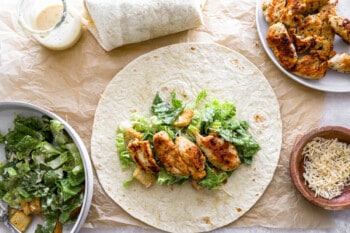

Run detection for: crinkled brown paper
[[0, 0, 333, 231]]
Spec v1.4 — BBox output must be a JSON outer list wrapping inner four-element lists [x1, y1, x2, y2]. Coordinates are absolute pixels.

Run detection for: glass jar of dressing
[[17, 0, 82, 50]]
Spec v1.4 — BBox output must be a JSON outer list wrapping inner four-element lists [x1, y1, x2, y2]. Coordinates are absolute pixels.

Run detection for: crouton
[[29, 198, 41, 215], [10, 210, 32, 232], [53, 221, 63, 233]]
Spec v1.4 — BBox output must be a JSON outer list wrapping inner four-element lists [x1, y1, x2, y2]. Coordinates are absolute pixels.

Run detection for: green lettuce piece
[[58, 192, 84, 223], [35, 218, 56, 233], [157, 168, 189, 186], [151, 92, 184, 125], [58, 179, 82, 202], [116, 132, 135, 169], [50, 119, 72, 145], [47, 152, 69, 169], [199, 166, 229, 190]]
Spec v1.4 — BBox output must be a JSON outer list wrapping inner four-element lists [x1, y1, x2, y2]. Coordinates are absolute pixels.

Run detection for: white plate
[[256, 0, 350, 93], [0, 101, 93, 233]]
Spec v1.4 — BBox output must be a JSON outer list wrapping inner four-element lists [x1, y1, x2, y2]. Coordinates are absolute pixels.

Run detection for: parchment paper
[[0, 0, 333, 231]]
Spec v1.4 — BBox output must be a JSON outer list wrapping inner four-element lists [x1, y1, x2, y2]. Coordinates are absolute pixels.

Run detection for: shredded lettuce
[[157, 168, 189, 186], [0, 115, 85, 231]]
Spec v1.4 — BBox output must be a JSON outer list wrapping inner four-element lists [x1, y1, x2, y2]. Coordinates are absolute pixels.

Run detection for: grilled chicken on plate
[[328, 53, 350, 73], [329, 15, 350, 44], [266, 22, 298, 70]]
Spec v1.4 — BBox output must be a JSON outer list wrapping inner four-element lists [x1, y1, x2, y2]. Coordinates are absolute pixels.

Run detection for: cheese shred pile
[[302, 137, 350, 200]]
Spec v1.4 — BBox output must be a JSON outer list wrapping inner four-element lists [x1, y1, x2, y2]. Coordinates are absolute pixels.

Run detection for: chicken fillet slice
[[175, 136, 206, 180], [291, 53, 328, 79], [329, 15, 350, 44], [127, 139, 160, 173], [328, 53, 350, 73], [153, 131, 189, 176], [262, 0, 286, 25], [194, 132, 241, 172], [266, 22, 298, 70]]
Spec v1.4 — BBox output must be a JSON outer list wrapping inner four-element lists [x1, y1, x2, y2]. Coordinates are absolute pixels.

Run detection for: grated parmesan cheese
[[302, 137, 350, 200]]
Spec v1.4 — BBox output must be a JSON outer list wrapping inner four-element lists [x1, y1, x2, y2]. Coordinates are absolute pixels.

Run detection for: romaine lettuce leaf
[[157, 168, 189, 185], [151, 92, 184, 125], [199, 166, 229, 190]]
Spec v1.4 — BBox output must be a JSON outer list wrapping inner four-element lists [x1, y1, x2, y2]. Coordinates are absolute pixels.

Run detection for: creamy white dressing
[[32, 4, 82, 50]]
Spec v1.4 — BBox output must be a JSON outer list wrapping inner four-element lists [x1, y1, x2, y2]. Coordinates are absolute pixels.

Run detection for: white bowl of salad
[[0, 101, 93, 233]]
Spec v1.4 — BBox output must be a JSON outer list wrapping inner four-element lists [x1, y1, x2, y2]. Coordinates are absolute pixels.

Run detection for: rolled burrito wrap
[[84, 0, 206, 51]]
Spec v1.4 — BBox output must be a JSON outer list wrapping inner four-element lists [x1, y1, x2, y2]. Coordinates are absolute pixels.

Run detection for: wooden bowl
[[290, 126, 350, 210]]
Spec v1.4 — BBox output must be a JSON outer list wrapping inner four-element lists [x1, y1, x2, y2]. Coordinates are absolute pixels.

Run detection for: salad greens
[[0, 115, 85, 233], [116, 90, 260, 190]]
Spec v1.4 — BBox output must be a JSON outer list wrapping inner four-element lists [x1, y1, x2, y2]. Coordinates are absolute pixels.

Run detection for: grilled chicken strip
[[262, 0, 286, 25], [296, 6, 336, 45], [127, 138, 160, 173], [194, 131, 241, 172], [175, 136, 206, 180], [292, 53, 328, 79], [266, 22, 298, 70], [280, 0, 329, 27], [329, 15, 350, 44], [300, 0, 329, 14], [287, 2, 337, 79], [153, 131, 189, 176], [288, 29, 316, 54], [328, 53, 350, 73]]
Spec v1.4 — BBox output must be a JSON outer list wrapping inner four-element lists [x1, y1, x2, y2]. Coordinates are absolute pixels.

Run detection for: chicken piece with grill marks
[[280, 0, 329, 27], [328, 53, 350, 73], [296, 3, 336, 44], [153, 131, 189, 176], [175, 136, 206, 180], [291, 53, 328, 79], [288, 2, 337, 79], [262, 0, 286, 25], [126, 130, 160, 188], [194, 131, 241, 172], [266, 22, 298, 70], [127, 138, 160, 173], [329, 15, 350, 44]]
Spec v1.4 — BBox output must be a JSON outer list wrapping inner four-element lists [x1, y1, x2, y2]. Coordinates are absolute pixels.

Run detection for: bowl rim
[[290, 125, 350, 210], [0, 100, 94, 232]]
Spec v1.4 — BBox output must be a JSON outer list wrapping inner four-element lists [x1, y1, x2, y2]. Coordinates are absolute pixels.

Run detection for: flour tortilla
[[91, 43, 282, 232], [83, 0, 206, 51]]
